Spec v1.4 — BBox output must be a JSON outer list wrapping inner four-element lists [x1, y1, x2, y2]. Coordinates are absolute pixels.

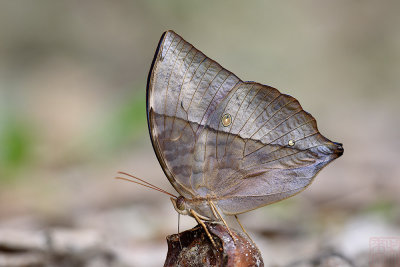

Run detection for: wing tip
[[162, 30, 181, 43], [163, 29, 178, 35]]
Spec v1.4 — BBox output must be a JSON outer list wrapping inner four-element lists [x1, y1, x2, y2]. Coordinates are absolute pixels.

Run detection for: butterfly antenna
[[116, 171, 177, 198], [117, 171, 175, 196]]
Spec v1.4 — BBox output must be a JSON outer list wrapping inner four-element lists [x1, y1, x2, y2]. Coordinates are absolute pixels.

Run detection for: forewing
[[196, 83, 343, 214], [147, 31, 240, 197]]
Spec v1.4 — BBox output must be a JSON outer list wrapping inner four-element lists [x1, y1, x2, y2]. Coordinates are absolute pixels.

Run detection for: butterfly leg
[[177, 213, 182, 250], [209, 200, 236, 243], [234, 215, 254, 244], [189, 209, 220, 251], [208, 198, 219, 219]]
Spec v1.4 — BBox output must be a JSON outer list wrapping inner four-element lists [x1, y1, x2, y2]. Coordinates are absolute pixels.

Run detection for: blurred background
[[0, 1, 399, 266]]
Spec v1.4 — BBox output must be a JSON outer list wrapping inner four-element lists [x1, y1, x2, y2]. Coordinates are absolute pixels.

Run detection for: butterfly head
[[171, 196, 190, 216]]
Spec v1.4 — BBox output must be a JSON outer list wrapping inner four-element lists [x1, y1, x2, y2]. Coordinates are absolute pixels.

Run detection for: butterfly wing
[[147, 31, 343, 211], [197, 82, 343, 215], [147, 30, 240, 198]]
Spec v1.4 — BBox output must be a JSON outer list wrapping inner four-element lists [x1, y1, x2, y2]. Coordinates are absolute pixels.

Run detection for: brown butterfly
[[125, 30, 343, 247]]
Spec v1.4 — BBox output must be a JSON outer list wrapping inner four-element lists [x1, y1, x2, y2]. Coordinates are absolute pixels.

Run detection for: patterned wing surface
[[147, 31, 343, 211], [197, 82, 343, 214], [147, 30, 240, 198]]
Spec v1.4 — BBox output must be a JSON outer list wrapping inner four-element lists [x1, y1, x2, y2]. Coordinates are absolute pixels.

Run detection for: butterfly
[[143, 30, 343, 247]]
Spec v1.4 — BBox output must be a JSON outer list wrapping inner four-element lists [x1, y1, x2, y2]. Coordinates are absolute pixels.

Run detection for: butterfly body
[[147, 30, 343, 224]]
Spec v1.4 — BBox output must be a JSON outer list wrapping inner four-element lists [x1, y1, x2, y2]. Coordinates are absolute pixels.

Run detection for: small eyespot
[[221, 113, 232, 127], [288, 140, 295, 146]]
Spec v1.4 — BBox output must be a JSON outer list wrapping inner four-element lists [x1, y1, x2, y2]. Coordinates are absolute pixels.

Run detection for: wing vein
[[169, 46, 196, 138], [163, 38, 184, 139], [185, 61, 214, 127], [215, 81, 243, 161], [245, 92, 282, 143], [174, 56, 210, 139], [257, 108, 303, 142], [249, 97, 297, 140], [263, 118, 317, 147], [219, 138, 322, 195], [195, 72, 231, 133], [222, 84, 255, 161]]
